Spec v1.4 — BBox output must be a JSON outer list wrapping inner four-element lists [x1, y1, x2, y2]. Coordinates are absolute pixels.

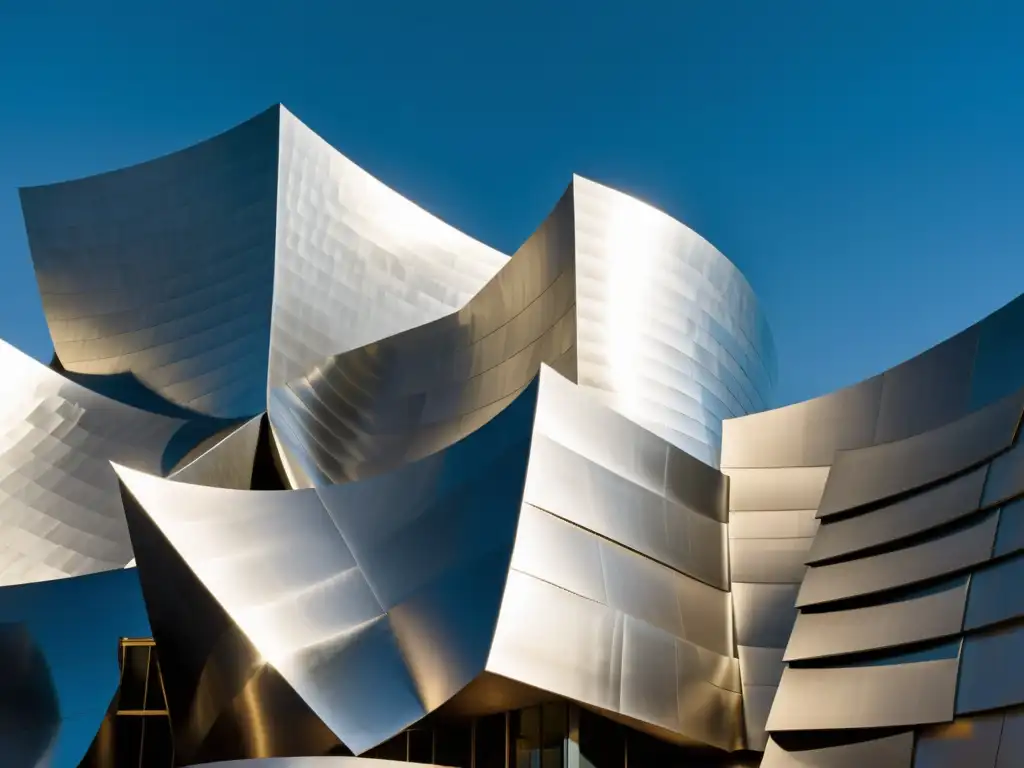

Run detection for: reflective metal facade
[[15, 103, 1024, 768], [721, 293, 1024, 766], [116, 367, 745, 759]]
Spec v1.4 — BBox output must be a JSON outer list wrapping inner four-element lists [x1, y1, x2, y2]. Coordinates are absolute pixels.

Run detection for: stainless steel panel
[[785, 577, 968, 661], [732, 582, 800, 648], [983, 441, 1024, 507], [488, 570, 623, 715], [169, 414, 263, 489], [818, 389, 1024, 517], [268, 190, 578, 487], [873, 327, 978, 445], [761, 732, 914, 768], [0, 340, 194, 586], [532, 365, 675, 502], [796, 509, 999, 608], [729, 510, 819, 540], [913, 714, 1004, 768], [118, 380, 538, 754], [957, 622, 1024, 714], [724, 467, 831, 512], [740, 684, 776, 752], [767, 658, 959, 731], [997, 710, 1024, 768], [524, 430, 728, 590], [730, 537, 813, 584], [0, 623, 59, 768], [964, 552, 1024, 630], [20, 107, 279, 419], [598, 538, 733, 658], [530, 366, 730, 521], [488, 570, 743, 751], [738, 645, 785, 687], [720, 376, 882, 469], [269, 108, 507, 390], [993, 497, 1024, 556], [509, 504, 607, 605], [808, 468, 987, 564], [571, 176, 776, 467]]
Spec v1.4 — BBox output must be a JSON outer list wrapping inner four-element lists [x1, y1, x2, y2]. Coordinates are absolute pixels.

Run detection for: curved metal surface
[[783, 577, 969, 662], [168, 414, 263, 490], [795, 509, 999, 608], [719, 291, 1024, 758], [0, 568, 150, 768], [571, 176, 776, 466], [761, 732, 914, 768], [19, 108, 280, 419], [956, 622, 1024, 714], [267, 187, 578, 487], [0, 623, 60, 768], [807, 467, 987, 565], [269, 108, 508, 391], [817, 388, 1024, 518], [116, 381, 539, 757], [767, 658, 960, 732], [0, 340, 196, 586]]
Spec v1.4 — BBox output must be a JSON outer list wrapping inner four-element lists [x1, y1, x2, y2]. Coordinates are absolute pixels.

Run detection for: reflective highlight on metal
[[8, 104, 1024, 768], [572, 176, 776, 466], [722, 292, 1024, 766], [117, 368, 746, 757], [269, 108, 509, 391], [268, 175, 775, 485], [0, 340, 198, 586]]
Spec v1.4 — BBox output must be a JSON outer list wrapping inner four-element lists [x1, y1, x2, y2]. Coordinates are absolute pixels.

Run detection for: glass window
[[579, 709, 624, 768], [409, 728, 434, 764], [476, 713, 507, 768], [541, 703, 567, 768], [434, 720, 472, 768], [513, 707, 542, 768]]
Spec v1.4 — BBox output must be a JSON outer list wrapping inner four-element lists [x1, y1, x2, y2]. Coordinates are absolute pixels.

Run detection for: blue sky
[[2, 1, 1023, 408]]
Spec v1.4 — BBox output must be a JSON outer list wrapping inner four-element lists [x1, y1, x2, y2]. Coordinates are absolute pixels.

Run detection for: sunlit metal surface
[[267, 188, 578, 487], [0, 340, 197, 586], [119, 366, 747, 756], [720, 291, 1024, 761], [270, 176, 775, 485], [116, 381, 538, 758], [269, 108, 508, 390], [20, 106, 507, 421], [0, 623, 60, 768], [572, 176, 775, 466]]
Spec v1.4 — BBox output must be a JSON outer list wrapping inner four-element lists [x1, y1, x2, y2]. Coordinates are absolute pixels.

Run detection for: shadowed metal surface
[[0, 340, 196, 586], [168, 414, 263, 490], [20, 108, 280, 419], [0, 623, 60, 768], [761, 732, 914, 768]]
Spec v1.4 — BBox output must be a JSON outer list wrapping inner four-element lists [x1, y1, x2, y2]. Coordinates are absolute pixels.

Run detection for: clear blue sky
[[2, 1, 1023, 408]]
